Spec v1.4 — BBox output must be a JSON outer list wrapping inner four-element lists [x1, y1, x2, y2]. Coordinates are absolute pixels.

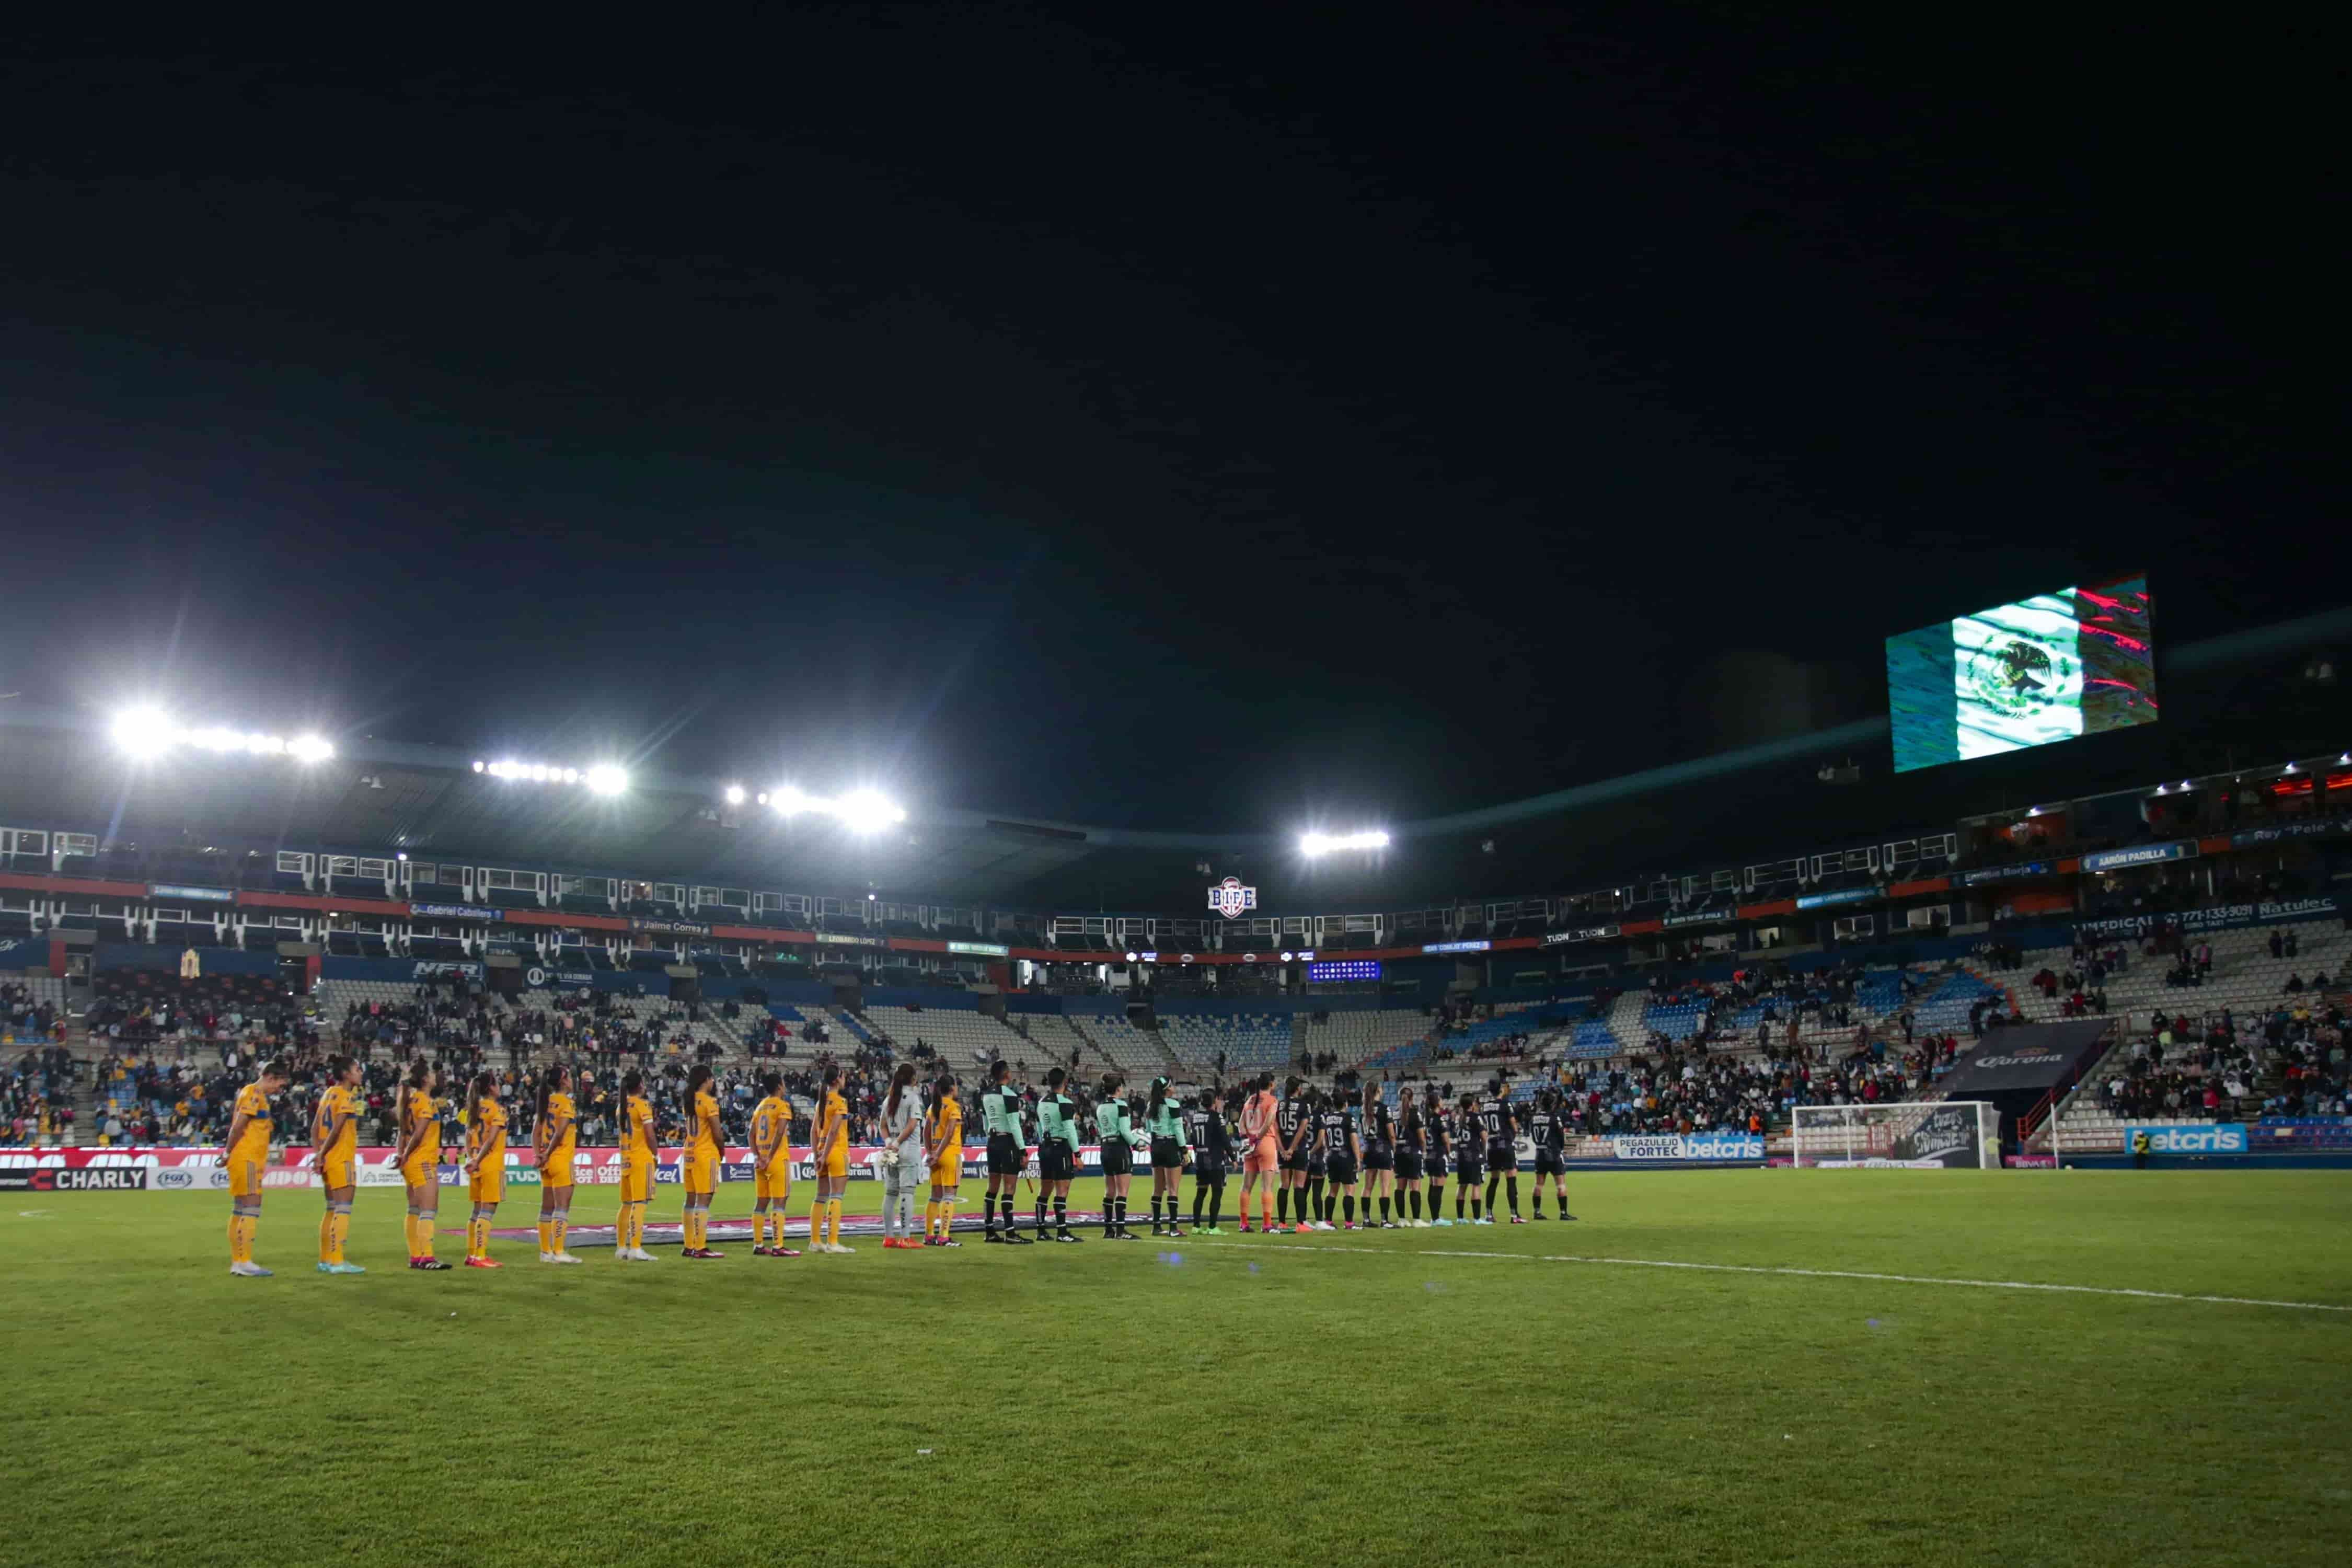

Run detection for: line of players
[[967, 1062, 1577, 1243]]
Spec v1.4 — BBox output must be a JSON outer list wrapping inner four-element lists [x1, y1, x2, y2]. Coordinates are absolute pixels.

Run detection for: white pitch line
[[1181, 1240, 2352, 1315]]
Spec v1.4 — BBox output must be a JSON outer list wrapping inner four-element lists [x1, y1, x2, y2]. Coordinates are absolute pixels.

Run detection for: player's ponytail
[[1148, 1076, 1168, 1121], [686, 1063, 713, 1101], [537, 1063, 566, 1124], [885, 1061, 915, 1122], [466, 1071, 493, 1126]]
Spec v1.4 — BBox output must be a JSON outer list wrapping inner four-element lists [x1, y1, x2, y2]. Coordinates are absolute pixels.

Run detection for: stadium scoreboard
[[1307, 959, 1381, 982]]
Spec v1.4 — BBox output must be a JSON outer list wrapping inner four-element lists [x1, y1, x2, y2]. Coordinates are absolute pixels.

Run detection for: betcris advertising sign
[[1612, 1133, 1764, 1162], [2126, 1123, 2249, 1156]]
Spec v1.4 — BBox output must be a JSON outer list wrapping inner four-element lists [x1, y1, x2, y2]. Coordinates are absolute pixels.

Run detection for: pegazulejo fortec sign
[[1208, 877, 1258, 919]]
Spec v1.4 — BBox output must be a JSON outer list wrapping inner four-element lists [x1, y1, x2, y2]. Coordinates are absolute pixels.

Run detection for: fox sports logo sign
[[1208, 877, 1258, 920]]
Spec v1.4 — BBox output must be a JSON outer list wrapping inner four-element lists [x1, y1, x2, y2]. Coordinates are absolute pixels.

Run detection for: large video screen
[[1887, 576, 2154, 773]]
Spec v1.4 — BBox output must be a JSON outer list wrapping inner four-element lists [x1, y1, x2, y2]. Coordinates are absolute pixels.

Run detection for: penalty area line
[[1182, 1240, 2352, 1315]]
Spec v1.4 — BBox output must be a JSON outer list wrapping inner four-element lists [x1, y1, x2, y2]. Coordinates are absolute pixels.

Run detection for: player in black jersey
[[1528, 1088, 1575, 1219], [1184, 1087, 1232, 1232], [1394, 1088, 1428, 1226], [1301, 1088, 1331, 1231], [1478, 1078, 1523, 1224], [1315, 1094, 1358, 1229], [1451, 1093, 1486, 1223], [1423, 1084, 1451, 1226], [1358, 1083, 1399, 1228], [1275, 1077, 1313, 1232]]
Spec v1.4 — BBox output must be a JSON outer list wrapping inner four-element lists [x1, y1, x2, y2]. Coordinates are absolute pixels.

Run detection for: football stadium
[[3, 15, 2345, 1568]]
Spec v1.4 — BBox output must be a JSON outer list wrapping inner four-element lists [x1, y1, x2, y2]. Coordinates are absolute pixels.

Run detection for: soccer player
[[1236, 1074, 1279, 1233], [461, 1072, 507, 1269], [1301, 1089, 1331, 1232], [395, 1059, 451, 1270], [309, 1054, 364, 1274], [1276, 1077, 1312, 1233], [675, 1064, 727, 1259], [977, 1059, 1032, 1244], [615, 1070, 658, 1262], [1478, 1077, 1523, 1224], [1144, 1076, 1188, 1237], [750, 1071, 799, 1256], [533, 1064, 582, 1264], [1451, 1092, 1486, 1224], [1359, 1082, 1398, 1229], [879, 1063, 924, 1249], [1184, 1086, 1231, 1233], [1094, 1074, 1140, 1239], [1394, 1088, 1427, 1227], [1317, 1091, 1359, 1229], [808, 1062, 852, 1254], [1033, 1066, 1083, 1242], [1423, 1085, 1451, 1227], [223, 1056, 290, 1276], [1528, 1089, 1574, 1220], [922, 1073, 964, 1247]]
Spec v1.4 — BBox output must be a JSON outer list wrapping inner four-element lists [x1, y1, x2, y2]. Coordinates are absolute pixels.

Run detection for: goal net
[[1790, 1100, 2001, 1169]]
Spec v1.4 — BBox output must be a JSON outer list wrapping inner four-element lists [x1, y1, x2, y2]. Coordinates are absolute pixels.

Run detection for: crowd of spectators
[[2100, 999, 2349, 1121]]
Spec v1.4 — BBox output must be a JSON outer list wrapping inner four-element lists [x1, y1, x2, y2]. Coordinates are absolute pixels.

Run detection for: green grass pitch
[[7, 1170, 2349, 1567]]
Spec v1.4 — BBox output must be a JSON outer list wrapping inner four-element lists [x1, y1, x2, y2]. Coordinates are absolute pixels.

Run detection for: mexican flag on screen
[[1952, 594, 2083, 760]]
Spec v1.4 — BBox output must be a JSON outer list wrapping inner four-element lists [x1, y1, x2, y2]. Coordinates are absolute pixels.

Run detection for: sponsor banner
[[1961, 860, 2054, 887], [630, 917, 712, 938], [1208, 877, 1258, 919], [2125, 1122, 2248, 1155], [2231, 817, 2351, 847], [1543, 925, 1621, 946], [2079, 839, 2196, 872], [1611, 1133, 1766, 1162], [1889, 1102, 1986, 1168], [413, 961, 484, 981], [2004, 1154, 2059, 1168], [1938, 1020, 2115, 1094], [1662, 910, 1735, 929], [2074, 895, 2339, 943], [946, 940, 1009, 957], [814, 932, 883, 947], [1795, 887, 1876, 910], [149, 883, 235, 902], [1422, 940, 1490, 954], [411, 902, 504, 922]]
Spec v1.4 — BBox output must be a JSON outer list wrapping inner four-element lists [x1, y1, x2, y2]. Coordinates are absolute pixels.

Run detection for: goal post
[[1790, 1100, 2001, 1169]]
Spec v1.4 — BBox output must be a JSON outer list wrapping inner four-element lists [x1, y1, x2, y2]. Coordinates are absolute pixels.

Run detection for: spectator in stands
[[2285, 974, 2305, 995]]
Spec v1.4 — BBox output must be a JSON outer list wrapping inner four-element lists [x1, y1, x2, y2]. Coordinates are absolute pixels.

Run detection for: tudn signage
[[1208, 877, 1258, 920]]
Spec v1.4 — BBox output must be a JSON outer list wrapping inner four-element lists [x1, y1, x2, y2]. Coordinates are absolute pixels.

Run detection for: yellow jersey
[[751, 1095, 791, 1160], [816, 1089, 849, 1154], [624, 1093, 655, 1159], [688, 1090, 722, 1155], [471, 1099, 508, 1165], [403, 1090, 442, 1162], [541, 1089, 577, 1179], [227, 1082, 273, 1163], [315, 1084, 359, 1159], [927, 1093, 962, 1153]]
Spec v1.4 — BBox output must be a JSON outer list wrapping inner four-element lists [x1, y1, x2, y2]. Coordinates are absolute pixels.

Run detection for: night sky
[[2, 12, 2335, 836]]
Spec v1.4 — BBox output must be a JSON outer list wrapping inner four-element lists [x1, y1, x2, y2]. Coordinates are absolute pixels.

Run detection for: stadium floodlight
[[583, 766, 628, 797], [837, 789, 908, 834], [113, 708, 335, 764], [111, 707, 176, 759], [1299, 828, 1391, 856], [723, 784, 747, 805], [287, 733, 335, 764]]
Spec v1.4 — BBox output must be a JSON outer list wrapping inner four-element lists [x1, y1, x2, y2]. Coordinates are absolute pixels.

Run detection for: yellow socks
[[319, 1212, 336, 1264], [551, 1215, 567, 1255], [229, 1213, 254, 1264], [826, 1200, 842, 1246], [330, 1209, 350, 1264], [536, 1220, 551, 1254]]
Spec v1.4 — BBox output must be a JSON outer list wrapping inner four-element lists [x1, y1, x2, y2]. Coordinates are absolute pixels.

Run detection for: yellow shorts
[[821, 1147, 848, 1180], [681, 1150, 718, 1194], [929, 1157, 961, 1189], [540, 1151, 573, 1192], [468, 1170, 505, 1205], [320, 1157, 354, 1191], [226, 1155, 267, 1199], [754, 1163, 791, 1201], [400, 1155, 439, 1191], [619, 1158, 653, 1204]]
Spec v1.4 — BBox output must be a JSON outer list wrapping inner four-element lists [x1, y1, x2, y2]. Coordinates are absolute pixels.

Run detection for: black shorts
[[1040, 1143, 1076, 1183], [1099, 1140, 1133, 1177], [1279, 1142, 1310, 1173], [1394, 1149, 1424, 1181], [1193, 1160, 1227, 1187], [1488, 1141, 1518, 1172], [1362, 1142, 1393, 1171], [1306, 1153, 1327, 1178], [1324, 1158, 1358, 1186], [1425, 1149, 1448, 1180], [986, 1134, 1023, 1175], [1534, 1148, 1565, 1177], [1150, 1135, 1185, 1169], [1454, 1153, 1485, 1183]]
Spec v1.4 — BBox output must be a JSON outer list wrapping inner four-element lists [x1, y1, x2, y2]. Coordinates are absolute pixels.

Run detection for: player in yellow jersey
[[922, 1073, 964, 1247], [308, 1055, 366, 1275], [461, 1072, 508, 1269], [222, 1057, 291, 1276], [748, 1071, 800, 1257], [533, 1064, 582, 1264], [807, 1062, 853, 1254], [395, 1059, 452, 1270], [614, 1070, 658, 1262], [678, 1064, 726, 1259]]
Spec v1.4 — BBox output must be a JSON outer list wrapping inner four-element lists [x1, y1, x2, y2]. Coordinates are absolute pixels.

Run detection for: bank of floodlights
[[754, 785, 907, 834], [111, 707, 336, 765], [472, 758, 630, 795], [1299, 828, 1390, 856]]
